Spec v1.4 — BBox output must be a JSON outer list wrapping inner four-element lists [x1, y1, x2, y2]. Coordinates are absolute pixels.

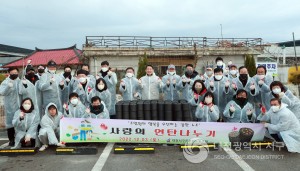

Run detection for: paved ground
[[0, 129, 299, 171]]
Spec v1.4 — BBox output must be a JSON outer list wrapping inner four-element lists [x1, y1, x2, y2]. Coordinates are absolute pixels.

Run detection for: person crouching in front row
[[39, 103, 65, 151]]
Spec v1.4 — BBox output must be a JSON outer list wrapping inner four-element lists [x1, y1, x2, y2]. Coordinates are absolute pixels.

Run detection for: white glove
[[186, 78, 191, 83], [85, 108, 90, 113], [22, 79, 27, 84], [199, 102, 204, 108], [78, 83, 83, 89], [264, 123, 269, 128], [279, 92, 285, 98], [59, 80, 64, 86], [182, 78, 187, 83], [231, 83, 237, 89], [250, 83, 255, 90], [50, 77, 55, 83], [210, 105, 214, 111], [194, 94, 198, 100], [157, 78, 161, 83], [209, 80, 214, 87], [108, 71, 113, 76], [258, 80, 264, 85], [25, 135, 31, 142], [63, 103, 68, 111], [27, 59, 32, 64], [65, 77, 70, 82], [246, 109, 253, 115], [200, 75, 205, 81], [166, 80, 170, 85], [8, 82, 13, 88], [229, 105, 235, 112], [134, 92, 139, 98], [20, 111, 25, 119], [172, 79, 176, 85], [121, 81, 125, 86], [138, 79, 142, 85], [96, 75, 100, 80], [225, 80, 230, 87]]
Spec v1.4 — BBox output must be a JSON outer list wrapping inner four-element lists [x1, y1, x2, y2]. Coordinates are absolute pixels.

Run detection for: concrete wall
[[195, 55, 245, 74], [89, 56, 140, 75]]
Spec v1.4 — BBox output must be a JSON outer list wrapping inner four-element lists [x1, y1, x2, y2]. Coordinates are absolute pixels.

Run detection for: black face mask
[[239, 74, 248, 81], [237, 97, 247, 104], [27, 72, 35, 78], [9, 74, 19, 80], [38, 69, 44, 73], [90, 104, 104, 115], [63, 72, 71, 78], [185, 70, 193, 76]]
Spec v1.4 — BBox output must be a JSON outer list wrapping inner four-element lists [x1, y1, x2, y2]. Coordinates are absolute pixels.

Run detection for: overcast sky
[[1, 0, 300, 50]]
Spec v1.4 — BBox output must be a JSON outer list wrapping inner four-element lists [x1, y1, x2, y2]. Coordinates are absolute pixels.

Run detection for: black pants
[[20, 137, 36, 147], [270, 134, 282, 142], [7, 128, 15, 145], [110, 115, 117, 119]]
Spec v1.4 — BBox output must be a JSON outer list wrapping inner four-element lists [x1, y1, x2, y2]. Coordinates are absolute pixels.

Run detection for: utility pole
[[293, 32, 298, 71], [220, 24, 223, 40]]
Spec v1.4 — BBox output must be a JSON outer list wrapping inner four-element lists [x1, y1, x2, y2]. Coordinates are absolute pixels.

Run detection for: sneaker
[[39, 145, 48, 151], [56, 143, 66, 147], [11, 144, 21, 149]]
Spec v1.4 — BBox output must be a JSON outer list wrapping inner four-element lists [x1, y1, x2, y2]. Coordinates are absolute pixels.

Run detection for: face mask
[[230, 70, 237, 75], [79, 77, 86, 83], [49, 70, 56, 74], [186, 70, 193, 76], [70, 98, 78, 105], [101, 67, 108, 72], [38, 69, 44, 73], [195, 87, 202, 91], [239, 74, 248, 80], [217, 61, 223, 66], [98, 84, 105, 90], [23, 104, 31, 111], [63, 72, 71, 78], [257, 75, 265, 80], [28, 72, 35, 78], [272, 88, 281, 94], [168, 71, 175, 75], [215, 75, 223, 80], [90, 104, 104, 114], [9, 74, 19, 80], [206, 71, 213, 76], [271, 106, 280, 113], [205, 97, 212, 104], [237, 97, 246, 103], [126, 73, 133, 78]]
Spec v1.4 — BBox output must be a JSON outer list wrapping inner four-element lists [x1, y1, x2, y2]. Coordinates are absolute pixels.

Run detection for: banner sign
[[256, 62, 278, 76], [60, 118, 266, 144]]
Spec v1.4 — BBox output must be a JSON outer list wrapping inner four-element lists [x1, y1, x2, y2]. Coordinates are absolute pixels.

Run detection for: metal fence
[[84, 36, 262, 48]]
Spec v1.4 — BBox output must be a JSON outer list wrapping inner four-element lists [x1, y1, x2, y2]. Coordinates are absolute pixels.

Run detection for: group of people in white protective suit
[[1, 57, 300, 153]]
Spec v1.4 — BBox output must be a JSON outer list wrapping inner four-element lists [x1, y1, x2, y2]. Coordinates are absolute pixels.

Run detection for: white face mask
[[217, 61, 223, 66], [206, 71, 213, 76], [215, 75, 223, 80], [49, 70, 56, 74], [271, 106, 280, 113], [70, 98, 78, 105], [101, 67, 108, 72], [257, 74, 265, 80], [168, 71, 175, 75], [23, 104, 31, 111], [126, 73, 133, 78], [79, 77, 86, 83], [272, 88, 281, 94], [230, 70, 237, 75], [98, 84, 105, 90], [205, 97, 212, 104]]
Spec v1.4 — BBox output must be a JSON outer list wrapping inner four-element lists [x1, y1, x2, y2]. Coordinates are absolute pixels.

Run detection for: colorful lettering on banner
[[60, 118, 266, 144]]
